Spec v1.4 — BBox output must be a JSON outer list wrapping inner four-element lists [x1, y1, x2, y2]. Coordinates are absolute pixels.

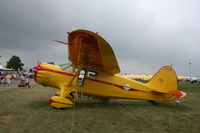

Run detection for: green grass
[[0, 83, 200, 133]]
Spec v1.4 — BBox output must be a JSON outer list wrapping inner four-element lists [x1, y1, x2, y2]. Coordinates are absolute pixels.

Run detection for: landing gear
[[49, 96, 73, 108], [148, 100, 158, 105], [99, 98, 110, 104]]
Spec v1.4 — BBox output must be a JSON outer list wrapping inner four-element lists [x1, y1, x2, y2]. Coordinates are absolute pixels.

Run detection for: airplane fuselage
[[35, 63, 177, 104]]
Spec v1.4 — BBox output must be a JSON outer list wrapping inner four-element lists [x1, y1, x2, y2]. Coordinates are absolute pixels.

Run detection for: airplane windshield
[[59, 63, 73, 72]]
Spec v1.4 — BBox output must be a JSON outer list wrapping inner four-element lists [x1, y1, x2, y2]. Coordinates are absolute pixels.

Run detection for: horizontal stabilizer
[[169, 91, 186, 99]]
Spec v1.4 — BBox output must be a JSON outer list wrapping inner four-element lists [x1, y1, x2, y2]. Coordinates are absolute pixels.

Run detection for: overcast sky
[[0, 0, 200, 76]]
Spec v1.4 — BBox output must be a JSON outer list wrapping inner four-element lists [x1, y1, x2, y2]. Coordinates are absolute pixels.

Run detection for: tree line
[[6, 55, 24, 70]]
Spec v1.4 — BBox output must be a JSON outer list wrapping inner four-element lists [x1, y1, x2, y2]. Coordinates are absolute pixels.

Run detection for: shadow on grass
[[25, 99, 191, 112], [75, 100, 191, 111]]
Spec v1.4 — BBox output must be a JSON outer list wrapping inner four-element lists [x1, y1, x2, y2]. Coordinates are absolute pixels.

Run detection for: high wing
[[68, 29, 120, 74]]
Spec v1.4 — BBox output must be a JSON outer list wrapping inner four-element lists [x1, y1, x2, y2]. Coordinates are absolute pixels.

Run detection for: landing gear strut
[[148, 100, 158, 105]]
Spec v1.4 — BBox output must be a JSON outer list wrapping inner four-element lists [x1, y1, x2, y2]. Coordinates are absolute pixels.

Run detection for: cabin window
[[59, 63, 73, 72], [87, 71, 97, 78], [74, 67, 79, 73]]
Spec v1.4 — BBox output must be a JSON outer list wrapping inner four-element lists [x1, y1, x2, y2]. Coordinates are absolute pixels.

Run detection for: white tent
[[0, 65, 3, 69]]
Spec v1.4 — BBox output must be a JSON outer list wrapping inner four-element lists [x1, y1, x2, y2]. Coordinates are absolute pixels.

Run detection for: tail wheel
[[175, 100, 181, 105]]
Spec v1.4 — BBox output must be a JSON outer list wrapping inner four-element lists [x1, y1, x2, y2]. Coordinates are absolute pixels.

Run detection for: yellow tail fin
[[147, 66, 178, 93], [147, 66, 186, 99]]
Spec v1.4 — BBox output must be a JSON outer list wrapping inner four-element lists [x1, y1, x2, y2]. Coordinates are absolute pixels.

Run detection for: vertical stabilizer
[[147, 66, 178, 92], [147, 66, 186, 99]]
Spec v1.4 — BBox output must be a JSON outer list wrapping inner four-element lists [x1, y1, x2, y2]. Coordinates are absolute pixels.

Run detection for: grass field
[[0, 83, 200, 133]]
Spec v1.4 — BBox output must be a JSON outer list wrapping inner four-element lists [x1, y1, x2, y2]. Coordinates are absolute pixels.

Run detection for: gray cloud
[[0, 0, 200, 76]]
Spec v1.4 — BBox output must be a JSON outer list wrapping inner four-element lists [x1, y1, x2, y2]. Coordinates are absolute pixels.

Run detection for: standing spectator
[[6, 73, 12, 88], [19, 74, 25, 87], [25, 75, 30, 88], [13, 73, 17, 79], [0, 73, 2, 84], [1, 74, 6, 87]]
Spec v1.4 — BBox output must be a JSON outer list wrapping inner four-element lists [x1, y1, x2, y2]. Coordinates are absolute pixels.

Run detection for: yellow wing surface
[[68, 29, 120, 74]]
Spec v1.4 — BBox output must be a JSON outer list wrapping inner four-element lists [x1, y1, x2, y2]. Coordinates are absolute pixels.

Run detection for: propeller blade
[[53, 40, 68, 45]]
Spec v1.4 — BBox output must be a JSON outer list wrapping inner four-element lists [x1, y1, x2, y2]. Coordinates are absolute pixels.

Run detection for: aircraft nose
[[34, 63, 42, 82], [34, 62, 51, 86]]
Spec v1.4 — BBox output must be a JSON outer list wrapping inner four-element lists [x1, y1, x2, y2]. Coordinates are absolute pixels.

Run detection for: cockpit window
[[59, 63, 98, 77], [87, 71, 98, 78], [59, 63, 73, 72]]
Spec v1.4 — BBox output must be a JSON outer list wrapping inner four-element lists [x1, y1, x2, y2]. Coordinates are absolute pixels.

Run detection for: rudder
[[147, 66, 178, 93]]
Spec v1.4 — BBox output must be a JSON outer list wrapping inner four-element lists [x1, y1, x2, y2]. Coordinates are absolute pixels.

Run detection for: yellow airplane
[[34, 29, 186, 108]]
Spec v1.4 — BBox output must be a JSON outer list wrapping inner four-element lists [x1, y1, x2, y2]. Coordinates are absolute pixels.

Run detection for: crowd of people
[[0, 72, 31, 89]]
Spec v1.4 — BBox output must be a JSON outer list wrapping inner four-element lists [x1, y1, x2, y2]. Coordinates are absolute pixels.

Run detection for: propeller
[[52, 40, 68, 45]]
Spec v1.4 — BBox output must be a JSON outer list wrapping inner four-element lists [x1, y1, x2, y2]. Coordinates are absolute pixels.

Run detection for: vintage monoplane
[[34, 29, 186, 108]]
